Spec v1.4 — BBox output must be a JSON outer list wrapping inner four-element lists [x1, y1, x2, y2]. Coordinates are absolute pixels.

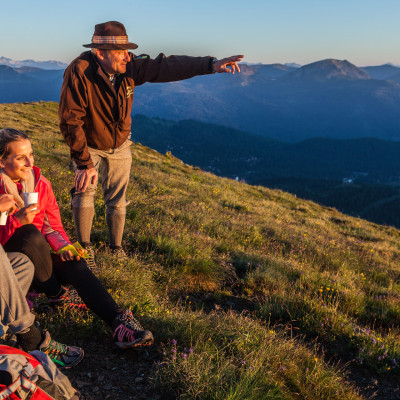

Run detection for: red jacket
[[0, 166, 71, 252]]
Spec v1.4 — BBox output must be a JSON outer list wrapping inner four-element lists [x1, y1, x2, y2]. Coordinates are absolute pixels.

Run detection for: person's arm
[[39, 177, 76, 261], [131, 53, 244, 86], [0, 194, 16, 214], [131, 53, 214, 86], [0, 194, 39, 244], [59, 64, 99, 192], [0, 194, 22, 245], [59, 64, 93, 169]]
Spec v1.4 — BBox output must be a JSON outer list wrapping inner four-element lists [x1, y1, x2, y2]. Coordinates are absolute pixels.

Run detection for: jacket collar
[[90, 52, 119, 98]]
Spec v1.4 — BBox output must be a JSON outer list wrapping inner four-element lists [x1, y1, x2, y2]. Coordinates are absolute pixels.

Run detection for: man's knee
[[105, 204, 126, 215], [71, 188, 96, 209]]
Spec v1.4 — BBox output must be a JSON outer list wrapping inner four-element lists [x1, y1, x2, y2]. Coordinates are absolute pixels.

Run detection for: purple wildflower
[[171, 339, 177, 346], [182, 353, 188, 359]]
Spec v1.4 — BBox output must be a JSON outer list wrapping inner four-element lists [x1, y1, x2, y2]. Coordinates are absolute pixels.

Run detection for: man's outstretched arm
[[132, 54, 245, 85], [213, 55, 245, 74]]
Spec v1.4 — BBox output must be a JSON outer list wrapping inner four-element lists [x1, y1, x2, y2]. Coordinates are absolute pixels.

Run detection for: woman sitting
[[0, 128, 153, 349], [0, 194, 83, 369]]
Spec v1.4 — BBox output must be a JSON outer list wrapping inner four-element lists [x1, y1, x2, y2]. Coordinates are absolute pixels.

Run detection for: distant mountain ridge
[[0, 56, 67, 70], [133, 58, 400, 141], [3, 57, 400, 141], [283, 59, 371, 81], [132, 114, 400, 184], [361, 63, 400, 79], [0, 63, 64, 103], [132, 114, 400, 228]]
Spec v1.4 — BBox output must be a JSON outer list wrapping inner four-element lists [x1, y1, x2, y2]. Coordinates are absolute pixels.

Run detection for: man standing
[[59, 21, 243, 257]]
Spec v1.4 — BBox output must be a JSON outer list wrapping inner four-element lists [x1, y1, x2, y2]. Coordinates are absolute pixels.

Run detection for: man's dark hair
[[0, 128, 29, 159]]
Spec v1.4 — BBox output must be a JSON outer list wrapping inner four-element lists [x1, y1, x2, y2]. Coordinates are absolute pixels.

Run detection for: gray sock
[[72, 206, 95, 245], [106, 211, 126, 248]]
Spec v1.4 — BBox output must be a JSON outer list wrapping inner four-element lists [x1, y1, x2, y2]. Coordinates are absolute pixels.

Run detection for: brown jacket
[[59, 51, 214, 168]]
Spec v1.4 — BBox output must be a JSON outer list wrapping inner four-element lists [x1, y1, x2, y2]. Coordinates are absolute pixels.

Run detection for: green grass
[[4, 101, 400, 398]]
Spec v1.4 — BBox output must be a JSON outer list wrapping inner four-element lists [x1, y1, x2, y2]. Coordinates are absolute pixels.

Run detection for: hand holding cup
[[14, 204, 39, 225], [22, 192, 39, 210], [0, 194, 17, 225]]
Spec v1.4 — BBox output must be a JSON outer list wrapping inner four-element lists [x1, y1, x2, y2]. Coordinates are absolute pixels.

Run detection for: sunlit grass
[[2, 102, 400, 399]]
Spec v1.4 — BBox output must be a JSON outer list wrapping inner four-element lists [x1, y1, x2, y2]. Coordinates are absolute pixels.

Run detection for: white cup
[[0, 211, 7, 226], [22, 192, 39, 210]]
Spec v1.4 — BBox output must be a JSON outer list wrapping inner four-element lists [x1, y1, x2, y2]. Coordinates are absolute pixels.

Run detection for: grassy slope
[[2, 102, 400, 399]]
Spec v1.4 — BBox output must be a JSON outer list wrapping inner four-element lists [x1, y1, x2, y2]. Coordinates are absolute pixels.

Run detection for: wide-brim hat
[[83, 21, 138, 50]]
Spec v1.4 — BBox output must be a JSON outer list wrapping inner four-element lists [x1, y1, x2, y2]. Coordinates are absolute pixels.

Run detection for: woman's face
[[0, 139, 34, 182]]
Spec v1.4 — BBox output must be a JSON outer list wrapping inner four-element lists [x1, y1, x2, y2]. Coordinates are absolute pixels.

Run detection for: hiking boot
[[110, 247, 128, 260], [39, 331, 84, 369], [49, 287, 88, 312], [84, 245, 99, 274], [112, 310, 154, 349]]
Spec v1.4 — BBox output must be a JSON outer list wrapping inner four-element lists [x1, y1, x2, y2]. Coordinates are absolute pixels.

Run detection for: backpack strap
[[0, 376, 40, 399], [0, 348, 40, 399], [0, 346, 40, 369], [0, 376, 22, 399]]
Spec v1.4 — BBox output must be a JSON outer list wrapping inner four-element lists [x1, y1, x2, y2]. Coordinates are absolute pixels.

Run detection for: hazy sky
[[1, 0, 399, 66]]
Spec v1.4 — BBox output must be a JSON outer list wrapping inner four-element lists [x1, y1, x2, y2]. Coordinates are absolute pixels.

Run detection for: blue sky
[[1, 0, 399, 66]]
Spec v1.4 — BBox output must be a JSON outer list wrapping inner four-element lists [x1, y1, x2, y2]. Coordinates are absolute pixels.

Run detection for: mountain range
[[132, 114, 400, 184], [0, 57, 67, 70], [132, 114, 400, 228], [133, 59, 400, 142], [2, 56, 400, 142], [0, 64, 64, 103]]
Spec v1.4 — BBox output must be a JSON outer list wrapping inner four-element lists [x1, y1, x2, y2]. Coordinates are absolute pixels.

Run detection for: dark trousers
[[4, 225, 122, 326]]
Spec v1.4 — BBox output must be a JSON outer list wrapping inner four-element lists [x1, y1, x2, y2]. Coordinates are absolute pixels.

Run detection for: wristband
[[209, 57, 217, 74]]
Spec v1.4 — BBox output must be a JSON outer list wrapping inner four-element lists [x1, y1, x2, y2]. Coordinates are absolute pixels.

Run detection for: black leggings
[[4, 224, 122, 326]]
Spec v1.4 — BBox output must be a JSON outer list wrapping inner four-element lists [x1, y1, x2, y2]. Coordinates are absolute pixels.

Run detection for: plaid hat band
[[83, 21, 138, 49], [92, 35, 129, 45]]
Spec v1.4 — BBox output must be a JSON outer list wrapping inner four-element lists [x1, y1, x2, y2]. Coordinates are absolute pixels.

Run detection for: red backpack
[[0, 346, 78, 400]]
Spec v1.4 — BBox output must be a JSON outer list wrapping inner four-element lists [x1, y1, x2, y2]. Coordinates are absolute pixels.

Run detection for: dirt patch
[[64, 339, 164, 400]]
